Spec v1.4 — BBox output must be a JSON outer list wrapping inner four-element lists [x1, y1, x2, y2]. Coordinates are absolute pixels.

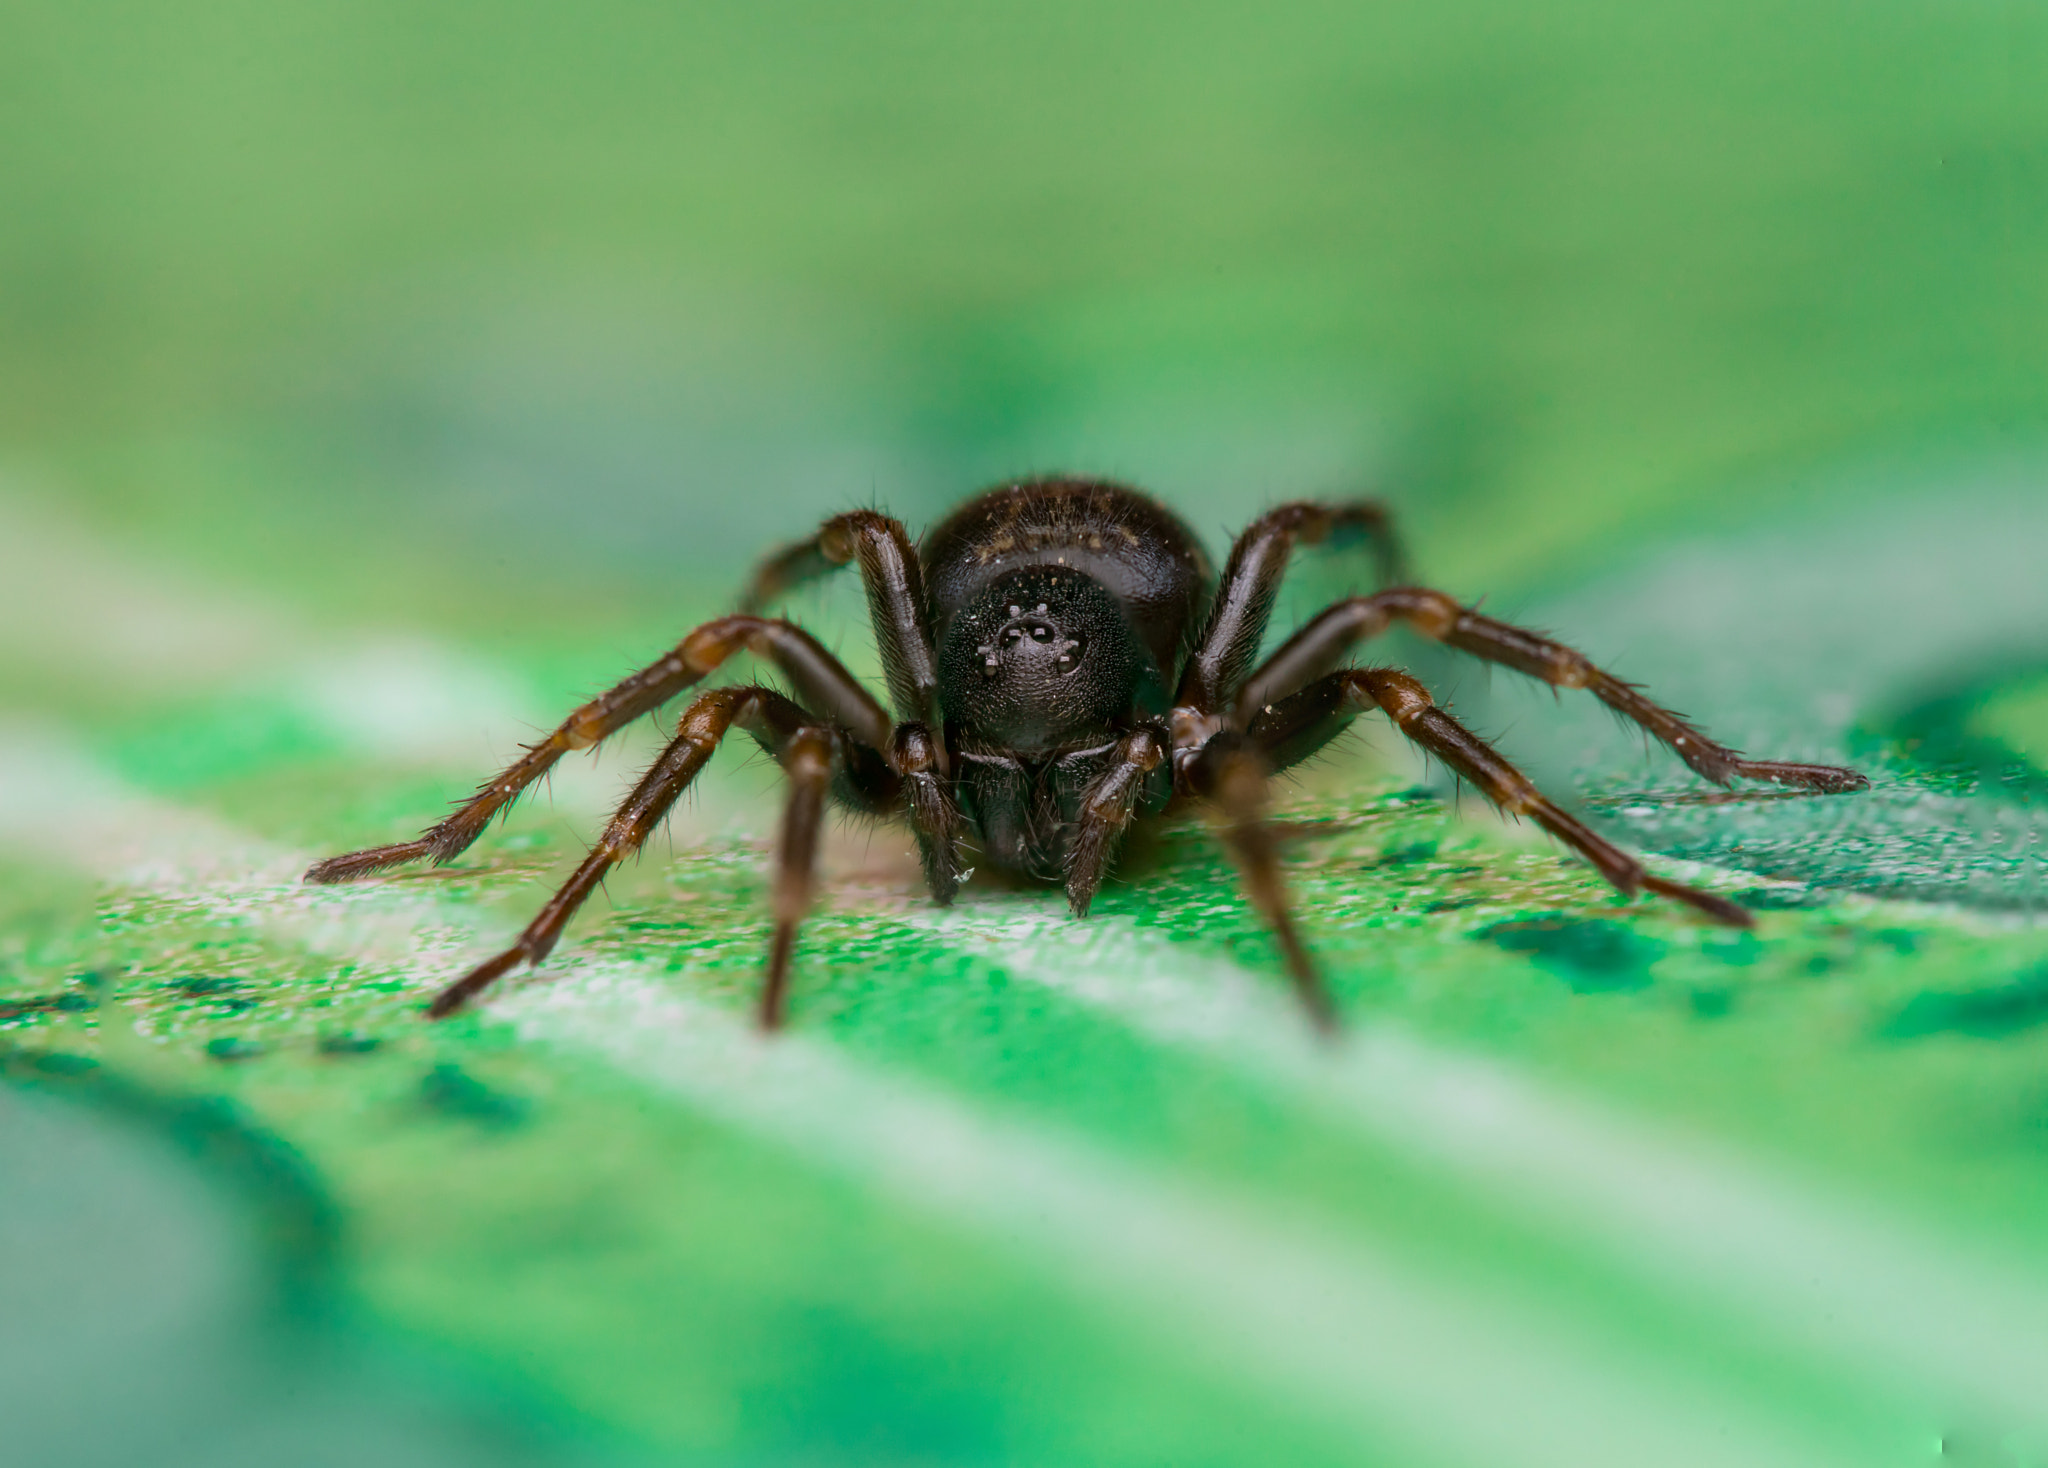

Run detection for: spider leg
[[758, 721, 835, 1030], [1249, 668, 1753, 927], [306, 615, 892, 883], [890, 723, 966, 904], [1063, 724, 1170, 917], [430, 685, 841, 1029], [1235, 588, 1868, 793], [738, 509, 941, 726], [736, 510, 966, 895], [1175, 730, 1338, 1032], [1177, 499, 1405, 714]]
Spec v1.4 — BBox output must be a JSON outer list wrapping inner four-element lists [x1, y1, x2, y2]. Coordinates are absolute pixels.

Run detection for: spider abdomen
[[921, 478, 1213, 686]]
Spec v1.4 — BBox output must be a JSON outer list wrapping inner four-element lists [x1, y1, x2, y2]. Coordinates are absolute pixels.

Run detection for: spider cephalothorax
[[306, 476, 1868, 1030], [939, 566, 1147, 752]]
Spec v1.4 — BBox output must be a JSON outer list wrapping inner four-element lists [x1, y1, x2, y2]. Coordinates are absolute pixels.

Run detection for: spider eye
[[1029, 624, 1053, 642]]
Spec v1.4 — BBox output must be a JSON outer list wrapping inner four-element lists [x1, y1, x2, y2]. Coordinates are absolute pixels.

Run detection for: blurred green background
[[8, 0, 2044, 617], [4, 4, 2048, 1466]]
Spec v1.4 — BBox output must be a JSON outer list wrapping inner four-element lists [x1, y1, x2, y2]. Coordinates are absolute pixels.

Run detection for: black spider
[[306, 478, 1868, 1030]]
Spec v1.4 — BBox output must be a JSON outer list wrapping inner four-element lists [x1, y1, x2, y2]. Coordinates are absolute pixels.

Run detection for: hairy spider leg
[[738, 509, 941, 726], [1063, 724, 1170, 918], [304, 615, 894, 884], [1249, 668, 1753, 926], [758, 722, 836, 1030], [1175, 730, 1339, 1032], [737, 509, 966, 897], [1152, 498, 1401, 1031], [889, 722, 966, 905], [430, 686, 851, 1029], [1234, 588, 1869, 793], [1177, 499, 1405, 715]]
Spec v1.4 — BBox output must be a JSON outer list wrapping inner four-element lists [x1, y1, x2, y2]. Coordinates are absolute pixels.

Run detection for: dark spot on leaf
[[205, 1036, 266, 1062], [1375, 839, 1439, 868], [1735, 887, 1828, 911], [1881, 965, 2048, 1040], [1688, 986, 1736, 1019], [0, 985, 99, 1020], [171, 975, 245, 997], [318, 1032, 382, 1056], [1474, 915, 1664, 992], [419, 1062, 528, 1128]]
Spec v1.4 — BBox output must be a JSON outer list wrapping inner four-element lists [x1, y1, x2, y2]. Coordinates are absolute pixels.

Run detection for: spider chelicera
[[307, 477, 1868, 1030]]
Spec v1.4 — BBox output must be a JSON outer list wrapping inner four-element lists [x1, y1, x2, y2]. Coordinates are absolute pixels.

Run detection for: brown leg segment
[[1176, 731, 1339, 1033], [1064, 724, 1169, 918], [430, 686, 842, 1026], [739, 510, 942, 726], [1234, 588, 1867, 794], [891, 722, 966, 905], [1177, 500, 1406, 715], [736, 511, 965, 902], [759, 725, 835, 1030], [1319, 667, 1753, 926], [306, 615, 891, 884]]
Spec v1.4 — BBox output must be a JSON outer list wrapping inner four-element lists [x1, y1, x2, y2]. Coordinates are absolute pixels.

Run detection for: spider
[[306, 477, 1868, 1030]]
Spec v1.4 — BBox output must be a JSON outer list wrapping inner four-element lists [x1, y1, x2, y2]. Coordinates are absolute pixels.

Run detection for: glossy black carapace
[[307, 478, 1868, 1029]]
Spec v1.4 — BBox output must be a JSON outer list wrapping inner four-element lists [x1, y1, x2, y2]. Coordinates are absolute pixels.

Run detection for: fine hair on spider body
[[305, 476, 1869, 1031]]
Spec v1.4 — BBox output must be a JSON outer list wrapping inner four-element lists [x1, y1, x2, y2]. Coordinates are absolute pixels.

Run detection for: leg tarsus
[[428, 945, 528, 1018], [306, 838, 437, 884], [1225, 808, 1340, 1034], [307, 734, 569, 885], [907, 779, 964, 907], [1064, 725, 1168, 918], [1640, 872, 1755, 928], [1578, 666, 1866, 792], [757, 726, 834, 1031], [760, 924, 798, 1030], [1722, 757, 1870, 794], [892, 723, 965, 905], [1178, 734, 1340, 1032]]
